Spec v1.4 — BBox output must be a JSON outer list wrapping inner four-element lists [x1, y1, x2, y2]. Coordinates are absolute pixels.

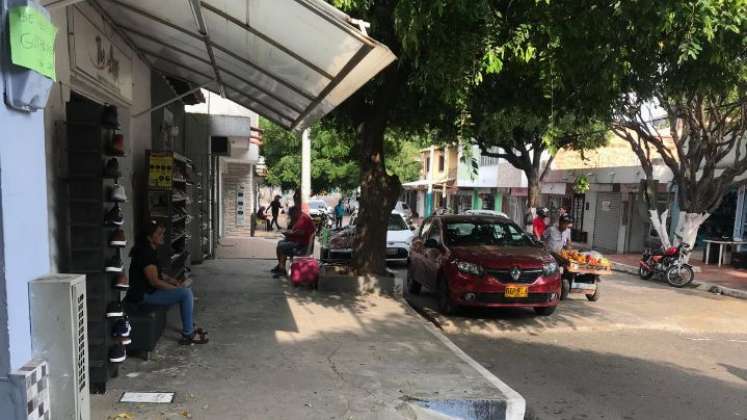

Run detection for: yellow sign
[[148, 155, 173, 189]]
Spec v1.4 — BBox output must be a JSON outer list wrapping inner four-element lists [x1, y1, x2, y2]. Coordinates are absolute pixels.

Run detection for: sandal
[[179, 330, 209, 345]]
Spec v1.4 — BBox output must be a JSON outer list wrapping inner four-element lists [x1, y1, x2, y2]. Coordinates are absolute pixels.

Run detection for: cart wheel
[[586, 287, 600, 302], [560, 278, 570, 300]]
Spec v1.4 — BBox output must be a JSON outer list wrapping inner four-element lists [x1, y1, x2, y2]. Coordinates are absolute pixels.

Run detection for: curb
[[396, 295, 527, 420], [611, 262, 747, 300]]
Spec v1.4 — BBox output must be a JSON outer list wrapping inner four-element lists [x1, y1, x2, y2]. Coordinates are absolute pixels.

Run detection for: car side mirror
[[424, 238, 440, 249]]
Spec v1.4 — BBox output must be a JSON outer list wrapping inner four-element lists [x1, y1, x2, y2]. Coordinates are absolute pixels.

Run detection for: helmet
[[536, 208, 546, 217]]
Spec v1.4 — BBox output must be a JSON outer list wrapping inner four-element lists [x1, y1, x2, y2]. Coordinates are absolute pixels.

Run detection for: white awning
[[89, 0, 395, 129]]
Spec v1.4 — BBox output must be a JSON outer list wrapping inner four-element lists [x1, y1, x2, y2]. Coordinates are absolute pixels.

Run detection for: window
[[444, 221, 534, 247], [425, 157, 430, 173], [480, 155, 499, 167], [429, 220, 443, 242], [388, 214, 409, 231], [438, 155, 445, 171]]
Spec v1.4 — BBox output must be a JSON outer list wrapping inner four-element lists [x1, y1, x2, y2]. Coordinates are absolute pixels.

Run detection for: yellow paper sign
[[9, 6, 57, 80], [149, 155, 173, 189]]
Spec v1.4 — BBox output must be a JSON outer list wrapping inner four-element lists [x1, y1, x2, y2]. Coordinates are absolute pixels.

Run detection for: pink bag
[[289, 257, 319, 288]]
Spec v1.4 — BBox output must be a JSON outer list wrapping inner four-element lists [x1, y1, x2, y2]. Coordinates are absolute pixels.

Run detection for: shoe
[[110, 184, 127, 202], [104, 205, 124, 226], [112, 317, 132, 337], [109, 133, 125, 156], [270, 265, 282, 274], [108, 344, 126, 363], [105, 255, 123, 272], [106, 301, 124, 318], [114, 273, 129, 289], [109, 229, 127, 247], [103, 158, 121, 178], [101, 104, 119, 128], [114, 336, 132, 345]]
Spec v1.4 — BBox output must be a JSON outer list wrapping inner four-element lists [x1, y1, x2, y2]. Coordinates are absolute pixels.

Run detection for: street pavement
[[399, 269, 747, 420]]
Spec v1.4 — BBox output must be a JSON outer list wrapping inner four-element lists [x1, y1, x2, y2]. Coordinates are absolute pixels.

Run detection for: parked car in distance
[[407, 214, 561, 316], [463, 209, 510, 218], [321, 211, 415, 263]]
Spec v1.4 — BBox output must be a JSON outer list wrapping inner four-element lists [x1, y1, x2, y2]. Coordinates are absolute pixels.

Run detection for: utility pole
[[301, 128, 311, 213], [426, 146, 435, 216]]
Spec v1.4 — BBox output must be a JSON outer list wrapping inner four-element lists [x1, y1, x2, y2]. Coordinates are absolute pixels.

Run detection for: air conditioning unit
[[29, 274, 90, 420]]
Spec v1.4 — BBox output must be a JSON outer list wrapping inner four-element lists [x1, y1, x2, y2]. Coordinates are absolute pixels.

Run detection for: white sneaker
[[110, 184, 127, 202]]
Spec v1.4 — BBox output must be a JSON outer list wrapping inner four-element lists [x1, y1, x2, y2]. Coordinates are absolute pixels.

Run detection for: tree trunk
[[527, 175, 541, 209], [351, 120, 401, 275], [673, 212, 710, 262], [648, 209, 672, 249]]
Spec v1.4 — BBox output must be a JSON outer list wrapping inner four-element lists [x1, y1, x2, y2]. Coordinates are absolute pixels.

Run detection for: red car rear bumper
[[447, 270, 561, 308]]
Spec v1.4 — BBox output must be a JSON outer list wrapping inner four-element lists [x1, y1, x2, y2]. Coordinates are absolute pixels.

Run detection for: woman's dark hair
[[130, 220, 165, 256]]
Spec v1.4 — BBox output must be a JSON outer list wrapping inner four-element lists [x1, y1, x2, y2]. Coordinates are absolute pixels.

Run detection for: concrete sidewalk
[[91, 258, 524, 419], [610, 254, 747, 300]]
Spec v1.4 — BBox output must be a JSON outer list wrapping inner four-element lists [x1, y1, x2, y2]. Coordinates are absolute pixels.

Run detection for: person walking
[[125, 221, 208, 345], [334, 199, 345, 229], [268, 195, 283, 231]]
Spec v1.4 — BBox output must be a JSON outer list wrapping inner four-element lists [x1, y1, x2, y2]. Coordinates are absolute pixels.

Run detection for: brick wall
[[222, 162, 254, 237]]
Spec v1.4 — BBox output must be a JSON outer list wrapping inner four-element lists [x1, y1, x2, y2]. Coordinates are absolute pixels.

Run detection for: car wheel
[[437, 277, 457, 315], [560, 278, 570, 300], [534, 306, 556, 316], [406, 267, 421, 295]]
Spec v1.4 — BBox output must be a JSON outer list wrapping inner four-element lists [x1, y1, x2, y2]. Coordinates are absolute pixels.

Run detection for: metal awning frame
[[88, 0, 386, 130]]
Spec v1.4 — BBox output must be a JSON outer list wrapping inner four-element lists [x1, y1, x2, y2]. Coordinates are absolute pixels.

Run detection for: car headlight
[[543, 261, 558, 276], [456, 261, 484, 276]]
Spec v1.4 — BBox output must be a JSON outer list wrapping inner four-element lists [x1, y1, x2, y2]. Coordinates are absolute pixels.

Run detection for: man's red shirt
[[532, 216, 546, 240], [288, 212, 315, 246]]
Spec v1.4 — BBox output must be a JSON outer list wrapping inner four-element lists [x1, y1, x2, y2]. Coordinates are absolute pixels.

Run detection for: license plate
[[504, 285, 528, 298], [386, 248, 398, 256]]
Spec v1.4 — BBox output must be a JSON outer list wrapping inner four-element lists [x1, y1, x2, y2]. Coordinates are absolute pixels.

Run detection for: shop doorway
[[593, 192, 622, 253]]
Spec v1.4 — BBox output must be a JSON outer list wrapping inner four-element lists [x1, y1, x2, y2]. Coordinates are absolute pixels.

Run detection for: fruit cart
[[558, 250, 611, 301]]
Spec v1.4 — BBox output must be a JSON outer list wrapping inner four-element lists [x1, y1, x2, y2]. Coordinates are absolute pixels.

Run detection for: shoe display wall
[[146, 151, 194, 281], [65, 98, 131, 393]]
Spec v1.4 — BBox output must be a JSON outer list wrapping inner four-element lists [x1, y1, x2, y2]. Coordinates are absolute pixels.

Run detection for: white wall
[[186, 90, 258, 124]]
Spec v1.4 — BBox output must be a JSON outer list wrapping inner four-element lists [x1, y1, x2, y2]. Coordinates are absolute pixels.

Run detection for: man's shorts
[[277, 239, 303, 257]]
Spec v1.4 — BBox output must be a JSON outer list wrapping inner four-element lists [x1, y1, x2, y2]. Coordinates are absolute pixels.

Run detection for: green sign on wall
[[8, 6, 57, 80]]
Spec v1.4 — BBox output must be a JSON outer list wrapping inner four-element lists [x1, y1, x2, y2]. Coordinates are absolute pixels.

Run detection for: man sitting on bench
[[125, 220, 208, 345], [272, 190, 315, 276]]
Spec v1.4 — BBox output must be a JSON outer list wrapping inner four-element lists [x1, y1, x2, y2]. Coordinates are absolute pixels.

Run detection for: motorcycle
[[639, 241, 694, 287]]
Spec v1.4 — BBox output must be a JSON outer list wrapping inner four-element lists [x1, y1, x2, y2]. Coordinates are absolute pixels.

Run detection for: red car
[[407, 214, 561, 316]]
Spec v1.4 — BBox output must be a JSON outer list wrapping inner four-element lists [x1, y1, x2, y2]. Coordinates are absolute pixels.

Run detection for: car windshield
[[444, 221, 534, 247], [350, 214, 408, 231], [388, 214, 409, 230], [309, 201, 326, 210]]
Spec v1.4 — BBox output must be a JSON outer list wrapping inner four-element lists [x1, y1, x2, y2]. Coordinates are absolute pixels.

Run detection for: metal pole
[[301, 128, 311, 213], [132, 82, 213, 118]]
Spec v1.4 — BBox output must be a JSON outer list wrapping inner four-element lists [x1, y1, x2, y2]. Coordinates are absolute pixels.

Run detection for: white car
[[394, 201, 413, 219], [308, 199, 330, 217], [322, 212, 415, 263], [463, 209, 509, 218]]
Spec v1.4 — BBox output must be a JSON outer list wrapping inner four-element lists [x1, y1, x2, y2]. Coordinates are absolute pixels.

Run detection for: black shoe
[[104, 204, 124, 226], [103, 158, 121, 178], [112, 317, 131, 337], [105, 254, 123, 272], [270, 265, 282, 273], [106, 301, 124, 318], [108, 344, 126, 363]]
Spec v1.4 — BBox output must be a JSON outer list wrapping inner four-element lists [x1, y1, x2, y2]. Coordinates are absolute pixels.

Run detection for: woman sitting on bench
[[125, 220, 208, 345]]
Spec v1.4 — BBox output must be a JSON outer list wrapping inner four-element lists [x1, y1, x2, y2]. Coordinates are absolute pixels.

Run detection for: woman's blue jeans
[[143, 287, 194, 336]]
